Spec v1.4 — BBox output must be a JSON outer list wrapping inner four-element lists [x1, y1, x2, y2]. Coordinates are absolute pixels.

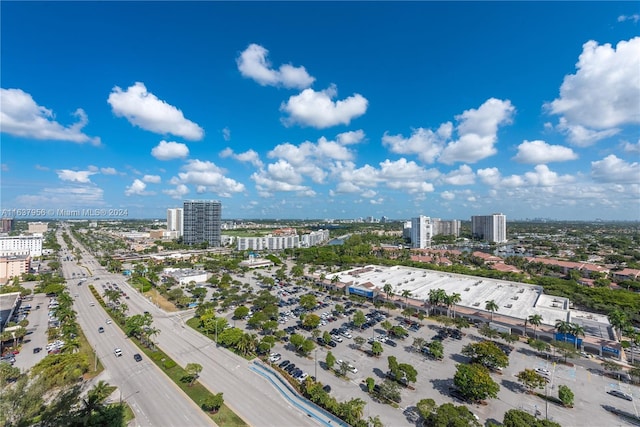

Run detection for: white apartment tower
[[167, 208, 183, 237], [471, 213, 507, 243], [410, 216, 433, 249]]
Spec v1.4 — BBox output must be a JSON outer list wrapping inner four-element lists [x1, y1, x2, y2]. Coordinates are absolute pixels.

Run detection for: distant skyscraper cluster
[[182, 200, 221, 247], [471, 213, 507, 243]]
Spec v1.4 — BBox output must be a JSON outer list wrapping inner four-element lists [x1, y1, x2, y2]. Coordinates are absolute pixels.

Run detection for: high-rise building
[[182, 200, 221, 246], [410, 216, 433, 249], [1, 218, 14, 233], [166, 208, 183, 237], [471, 213, 507, 243], [432, 219, 461, 237]]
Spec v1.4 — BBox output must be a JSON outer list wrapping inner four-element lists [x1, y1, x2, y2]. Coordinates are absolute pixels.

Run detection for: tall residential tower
[[182, 200, 221, 247], [471, 213, 507, 243], [410, 216, 433, 249], [166, 208, 183, 237]]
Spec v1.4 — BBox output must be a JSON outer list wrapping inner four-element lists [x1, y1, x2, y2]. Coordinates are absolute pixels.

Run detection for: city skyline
[[1, 3, 639, 221]]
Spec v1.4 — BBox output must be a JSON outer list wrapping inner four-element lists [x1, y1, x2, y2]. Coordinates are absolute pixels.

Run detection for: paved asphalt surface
[[63, 226, 319, 427], [57, 228, 216, 427]]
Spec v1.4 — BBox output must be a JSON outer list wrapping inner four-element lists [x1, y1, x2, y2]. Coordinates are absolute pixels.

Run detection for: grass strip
[[89, 285, 247, 427]]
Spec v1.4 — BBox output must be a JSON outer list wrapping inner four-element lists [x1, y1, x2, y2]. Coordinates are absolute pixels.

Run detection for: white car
[[331, 335, 343, 343], [106, 319, 112, 324], [340, 331, 352, 339], [297, 373, 309, 383], [269, 353, 281, 362], [337, 360, 358, 374], [535, 367, 551, 377], [114, 348, 123, 357]]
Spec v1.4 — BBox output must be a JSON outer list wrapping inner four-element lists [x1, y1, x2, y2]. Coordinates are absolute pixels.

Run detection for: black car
[[385, 340, 398, 347], [328, 340, 337, 347], [322, 384, 331, 393], [133, 353, 142, 362], [279, 360, 290, 369], [33, 347, 42, 353]]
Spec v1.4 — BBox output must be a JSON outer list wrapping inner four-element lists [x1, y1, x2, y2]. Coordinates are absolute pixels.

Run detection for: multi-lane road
[[57, 230, 216, 427], [60, 225, 320, 427]]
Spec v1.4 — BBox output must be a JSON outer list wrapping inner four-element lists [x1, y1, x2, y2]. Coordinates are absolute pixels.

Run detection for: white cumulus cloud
[[281, 85, 368, 128], [143, 175, 161, 184], [441, 191, 455, 201], [618, 14, 640, 23], [336, 129, 366, 145], [547, 37, 640, 145], [591, 155, 640, 183], [439, 98, 515, 164], [442, 164, 475, 185], [170, 159, 245, 197], [513, 140, 578, 164], [125, 179, 152, 196], [163, 184, 190, 199], [237, 43, 315, 89], [108, 82, 204, 140], [382, 124, 451, 164], [219, 148, 264, 168], [1, 88, 100, 145], [100, 167, 117, 175], [56, 169, 96, 183], [151, 140, 190, 160]]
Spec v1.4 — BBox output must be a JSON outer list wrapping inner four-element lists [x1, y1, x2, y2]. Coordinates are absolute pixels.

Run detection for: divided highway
[[62, 226, 319, 427], [57, 230, 215, 427]]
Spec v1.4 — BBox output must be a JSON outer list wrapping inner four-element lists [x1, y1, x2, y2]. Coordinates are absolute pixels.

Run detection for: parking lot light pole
[[314, 348, 318, 379]]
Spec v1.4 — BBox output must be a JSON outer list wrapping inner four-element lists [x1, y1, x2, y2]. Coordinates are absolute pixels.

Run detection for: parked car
[[278, 360, 290, 369], [535, 367, 551, 377], [608, 389, 633, 401], [322, 384, 331, 393]]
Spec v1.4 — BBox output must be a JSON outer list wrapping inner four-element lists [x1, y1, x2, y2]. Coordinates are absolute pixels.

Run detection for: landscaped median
[[88, 285, 247, 427]]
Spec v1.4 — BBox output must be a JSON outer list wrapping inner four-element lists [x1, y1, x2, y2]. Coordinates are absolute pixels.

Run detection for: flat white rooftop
[[329, 265, 610, 333]]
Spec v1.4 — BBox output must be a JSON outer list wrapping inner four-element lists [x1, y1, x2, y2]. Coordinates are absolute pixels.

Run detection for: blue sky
[[1, 2, 639, 221]]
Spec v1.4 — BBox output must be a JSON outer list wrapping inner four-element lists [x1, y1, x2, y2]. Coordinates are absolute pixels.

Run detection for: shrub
[[163, 360, 176, 369]]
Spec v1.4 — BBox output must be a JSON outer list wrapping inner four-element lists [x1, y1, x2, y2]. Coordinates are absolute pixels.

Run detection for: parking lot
[[92, 267, 639, 426], [9, 292, 52, 371]]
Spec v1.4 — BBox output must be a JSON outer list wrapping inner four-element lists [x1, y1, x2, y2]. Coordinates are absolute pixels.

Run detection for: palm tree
[[428, 288, 446, 316], [554, 319, 572, 343], [528, 314, 543, 340], [60, 338, 81, 354], [608, 309, 629, 341], [485, 300, 499, 322], [401, 289, 412, 311], [383, 283, 394, 314], [80, 380, 111, 422], [447, 293, 462, 318], [344, 397, 366, 424], [570, 323, 585, 350], [236, 333, 258, 357]]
